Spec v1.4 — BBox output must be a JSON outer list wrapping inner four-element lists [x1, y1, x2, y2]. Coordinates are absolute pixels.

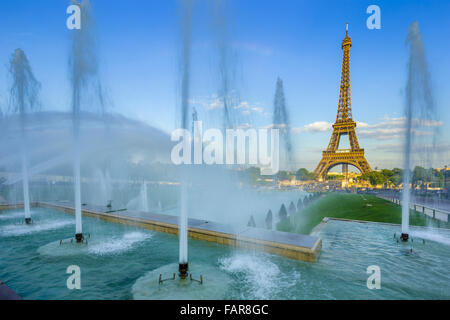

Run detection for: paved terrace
[[0, 201, 322, 262]]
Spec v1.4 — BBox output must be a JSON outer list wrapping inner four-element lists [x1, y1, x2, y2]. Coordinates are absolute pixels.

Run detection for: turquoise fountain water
[[1, 207, 449, 299]]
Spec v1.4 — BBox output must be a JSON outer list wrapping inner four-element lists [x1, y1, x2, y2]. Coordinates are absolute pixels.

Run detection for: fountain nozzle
[[400, 233, 409, 242], [75, 233, 84, 243], [158, 263, 202, 285], [179, 262, 189, 279]]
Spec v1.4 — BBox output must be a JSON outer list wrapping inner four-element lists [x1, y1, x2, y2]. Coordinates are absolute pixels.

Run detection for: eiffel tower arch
[[314, 23, 372, 181]]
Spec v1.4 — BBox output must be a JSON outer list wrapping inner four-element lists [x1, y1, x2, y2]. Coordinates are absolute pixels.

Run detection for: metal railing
[[377, 194, 450, 223]]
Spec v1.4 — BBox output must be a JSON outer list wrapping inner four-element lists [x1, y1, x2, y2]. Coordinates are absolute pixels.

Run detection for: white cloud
[[265, 123, 288, 130], [357, 116, 441, 140], [190, 95, 264, 115], [208, 97, 224, 110], [233, 101, 264, 114], [236, 123, 252, 129], [297, 116, 442, 140], [356, 121, 369, 128], [292, 121, 332, 133], [374, 142, 450, 154]]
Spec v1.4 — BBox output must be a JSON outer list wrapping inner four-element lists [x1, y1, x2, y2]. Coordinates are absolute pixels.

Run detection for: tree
[[277, 170, 291, 181], [390, 168, 403, 186], [381, 169, 394, 178], [278, 204, 288, 220], [296, 168, 315, 181], [360, 171, 386, 186], [265, 210, 273, 229], [247, 167, 261, 184], [432, 169, 444, 187], [412, 166, 428, 186], [411, 166, 440, 189]]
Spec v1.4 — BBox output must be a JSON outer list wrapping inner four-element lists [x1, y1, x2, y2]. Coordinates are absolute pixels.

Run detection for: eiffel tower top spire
[[336, 23, 353, 123]]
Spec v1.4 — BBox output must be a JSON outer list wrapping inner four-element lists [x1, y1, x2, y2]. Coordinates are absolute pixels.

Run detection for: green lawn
[[277, 193, 450, 235]]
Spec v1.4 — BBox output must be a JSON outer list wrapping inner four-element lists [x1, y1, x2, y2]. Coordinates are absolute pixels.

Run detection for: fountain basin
[[1, 207, 450, 299], [4, 201, 321, 262]]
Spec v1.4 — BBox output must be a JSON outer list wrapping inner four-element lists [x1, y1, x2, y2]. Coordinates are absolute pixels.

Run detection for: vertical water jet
[[212, 0, 237, 129], [140, 181, 149, 212], [273, 77, 293, 169], [9, 48, 40, 224], [401, 22, 436, 241], [68, 0, 102, 242], [178, 0, 193, 277]]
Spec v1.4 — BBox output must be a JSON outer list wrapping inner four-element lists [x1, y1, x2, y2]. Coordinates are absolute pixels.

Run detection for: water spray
[[401, 21, 437, 242], [273, 77, 293, 168], [9, 48, 40, 225], [68, 0, 103, 242], [177, 0, 192, 277]]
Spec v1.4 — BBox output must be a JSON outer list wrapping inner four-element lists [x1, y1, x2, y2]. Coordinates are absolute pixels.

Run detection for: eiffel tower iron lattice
[[314, 23, 372, 181]]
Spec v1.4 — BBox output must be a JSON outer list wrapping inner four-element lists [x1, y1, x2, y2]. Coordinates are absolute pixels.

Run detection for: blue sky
[[1, 0, 449, 171]]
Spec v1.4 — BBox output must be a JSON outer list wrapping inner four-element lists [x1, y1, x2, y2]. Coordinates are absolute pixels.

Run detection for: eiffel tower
[[314, 23, 372, 181]]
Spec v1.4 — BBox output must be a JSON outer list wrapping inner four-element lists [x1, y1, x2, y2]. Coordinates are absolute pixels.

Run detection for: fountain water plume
[[69, 0, 104, 241], [273, 77, 293, 169], [211, 0, 241, 130], [401, 22, 437, 240], [140, 181, 149, 212], [8, 48, 41, 223], [178, 0, 193, 273], [93, 169, 112, 206]]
